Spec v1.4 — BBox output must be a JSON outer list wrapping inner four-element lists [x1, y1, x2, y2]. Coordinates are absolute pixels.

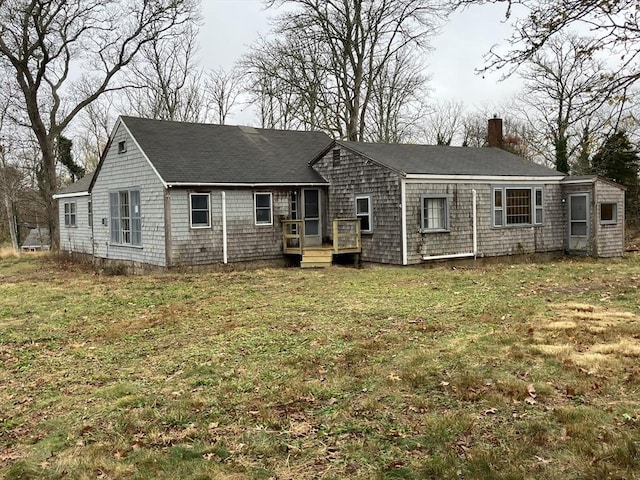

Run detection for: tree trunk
[[41, 141, 60, 251]]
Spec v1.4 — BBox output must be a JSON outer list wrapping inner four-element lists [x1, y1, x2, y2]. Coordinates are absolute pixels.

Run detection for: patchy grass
[[1, 255, 640, 479]]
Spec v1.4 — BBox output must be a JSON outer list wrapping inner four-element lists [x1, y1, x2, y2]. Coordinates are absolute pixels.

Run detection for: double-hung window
[[355, 194, 373, 233], [255, 192, 273, 225], [190, 193, 211, 228], [421, 195, 450, 232], [64, 201, 76, 227], [493, 186, 544, 227], [110, 189, 142, 245]]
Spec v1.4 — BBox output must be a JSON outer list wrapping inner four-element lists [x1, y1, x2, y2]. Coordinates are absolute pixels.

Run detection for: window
[[118, 141, 127, 154], [332, 148, 341, 166], [600, 202, 617, 224], [88, 200, 93, 227], [534, 188, 543, 225], [355, 194, 372, 233], [254, 192, 272, 225], [421, 195, 450, 232], [110, 189, 141, 245], [493, 187, 544, 227], [64, 201, 76, 227], [190, 193, 210, 228]]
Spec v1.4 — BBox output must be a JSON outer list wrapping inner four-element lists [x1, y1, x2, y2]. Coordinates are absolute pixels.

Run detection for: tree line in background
[[0, 0, 639, 249]]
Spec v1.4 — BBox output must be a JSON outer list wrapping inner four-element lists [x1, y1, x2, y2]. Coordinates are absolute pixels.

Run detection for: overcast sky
[[198, 0, 524, 125]]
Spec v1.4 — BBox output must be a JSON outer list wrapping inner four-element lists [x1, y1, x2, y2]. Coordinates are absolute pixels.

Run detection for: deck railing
[[282, 218, 362, 255], [332, 218, 361, 253], [282, 219, 304, 254]]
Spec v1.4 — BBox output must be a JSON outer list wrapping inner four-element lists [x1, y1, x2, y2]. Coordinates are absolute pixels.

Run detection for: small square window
[[118, 141, 127, 154], [600, 203, 617, 224]]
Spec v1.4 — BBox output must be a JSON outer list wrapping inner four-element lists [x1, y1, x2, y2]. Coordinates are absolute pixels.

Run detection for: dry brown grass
[[0, 246, 19, 259]]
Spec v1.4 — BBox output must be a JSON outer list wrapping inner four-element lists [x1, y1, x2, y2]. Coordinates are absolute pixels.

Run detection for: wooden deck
[[282, 218, 362, 268]]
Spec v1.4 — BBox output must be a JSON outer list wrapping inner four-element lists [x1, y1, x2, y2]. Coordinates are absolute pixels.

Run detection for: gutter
[[167, 182, 328, 188]]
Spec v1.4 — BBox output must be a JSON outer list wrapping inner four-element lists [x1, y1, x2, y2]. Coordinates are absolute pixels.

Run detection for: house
[[21, 227, 50, 252], [53, 116, 625, 268]]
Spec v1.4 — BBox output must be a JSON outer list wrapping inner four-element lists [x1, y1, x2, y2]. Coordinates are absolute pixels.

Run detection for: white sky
[[198, 0, 524, 125]]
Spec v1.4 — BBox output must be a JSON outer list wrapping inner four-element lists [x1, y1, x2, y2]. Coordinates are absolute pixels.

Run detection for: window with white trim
[[421, 195, 450, 232], [600, 202, 617, 224], [254, 192, 273, 225], [88, 200, 93, 227], [493, 187, 544, 227], [355, 194, 373, 233], [190, 193, 211, 228], [64, 201, 76, 227], [110, 189, 141, 245]]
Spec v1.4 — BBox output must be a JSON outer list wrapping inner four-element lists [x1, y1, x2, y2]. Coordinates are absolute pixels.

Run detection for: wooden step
[[301, 248, 333, 268]]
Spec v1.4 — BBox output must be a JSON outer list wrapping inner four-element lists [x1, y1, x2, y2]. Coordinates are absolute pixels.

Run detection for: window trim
[[189, 193, 211, 229], [117, 141, 127, 154], [64, 201, 77, 227], [355, 193, 373, 234], [420, 194, 451, 233], [492, 186, 545, 228], [109, 188, 142, 247], [88, 200, 93, 228], [599, 202, 618, 225], [254, 192, 273, 226]]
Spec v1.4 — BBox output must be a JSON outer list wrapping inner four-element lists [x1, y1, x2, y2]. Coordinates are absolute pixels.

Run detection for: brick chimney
[[487, 116, 503, 148]]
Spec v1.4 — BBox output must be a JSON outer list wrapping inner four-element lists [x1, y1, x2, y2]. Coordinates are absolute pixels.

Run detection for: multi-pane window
[[190, 193, 210, 228], [88, 200, 93, 227], [421, 195, 450, 232], [254, 192, 272, 225], [64, 201, 76, 227], [355, 194, 372, 233], [493, 187, 544, 227], [110, 189, 141, 245]]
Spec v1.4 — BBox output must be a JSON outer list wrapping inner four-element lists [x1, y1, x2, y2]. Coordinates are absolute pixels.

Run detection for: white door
[[302, 188, 321, 246], [568, 193, 589, 251]]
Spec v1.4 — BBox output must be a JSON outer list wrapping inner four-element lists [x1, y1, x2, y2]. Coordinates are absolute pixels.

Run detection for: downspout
[[222, 191, 228, 264], [401, 178, 408, 265], [422, 189, 478, 261]]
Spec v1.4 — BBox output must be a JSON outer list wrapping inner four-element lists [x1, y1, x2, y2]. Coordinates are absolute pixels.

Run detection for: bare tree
[[124, 23, 208, 123], [454, 0, 640, 91], [366, 50, 429, 143], [256, 0, 444, 141], [73, 95, 117, 172], [0, 0, 199, 249], [206, 66, 243, 125], [422, 99, 465, 145], [515, 34, 615, 172]]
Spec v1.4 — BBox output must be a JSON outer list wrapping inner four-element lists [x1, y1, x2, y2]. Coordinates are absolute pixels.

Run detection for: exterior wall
[[593, 179, 625, 257], [168, 187, 293, 266], [404, 181, 566, 264], [59, 195, 93, 254], [91, 123, 167, 267], [313, 148, 403, 264]]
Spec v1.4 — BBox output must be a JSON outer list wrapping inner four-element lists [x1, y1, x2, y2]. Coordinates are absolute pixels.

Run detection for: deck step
[[301, 247, 333, 268]]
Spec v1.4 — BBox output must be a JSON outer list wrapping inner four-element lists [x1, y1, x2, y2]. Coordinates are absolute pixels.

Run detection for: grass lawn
[[1, 254, 640, 479]]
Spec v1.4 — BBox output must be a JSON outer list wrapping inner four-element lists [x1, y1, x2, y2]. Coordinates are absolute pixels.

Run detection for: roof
[[55, 171, 95, 197], [21, 228, 50, 248], [336, 141, 563, 177], [121, 116, 333, 185]]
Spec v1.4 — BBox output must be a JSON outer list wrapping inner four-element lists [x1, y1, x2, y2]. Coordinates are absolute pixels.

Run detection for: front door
[[568, 193, 589, 251], [302, 188, 321, 246]]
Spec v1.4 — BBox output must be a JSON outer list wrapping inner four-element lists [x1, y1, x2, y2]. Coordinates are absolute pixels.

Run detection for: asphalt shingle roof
[[121, 116, 332, 185], [56, 171, 95, 195], [338, 141, 563, 177]]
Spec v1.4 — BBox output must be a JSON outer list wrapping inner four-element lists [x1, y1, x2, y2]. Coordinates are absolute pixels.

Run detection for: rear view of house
[[54, 116, 625, 269]]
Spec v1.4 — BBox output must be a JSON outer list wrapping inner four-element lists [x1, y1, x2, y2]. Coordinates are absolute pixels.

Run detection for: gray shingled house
[[54, 116, 625, 268]]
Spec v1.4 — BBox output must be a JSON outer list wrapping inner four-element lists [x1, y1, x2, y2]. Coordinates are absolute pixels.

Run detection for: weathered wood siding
[[58, 195, 93, 254], [313, 148, 403, 264], [404, 181, 566, 264], [168, 188, 292, 266], [91, 123, 167, 266], [594, 179, 625, 257]]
